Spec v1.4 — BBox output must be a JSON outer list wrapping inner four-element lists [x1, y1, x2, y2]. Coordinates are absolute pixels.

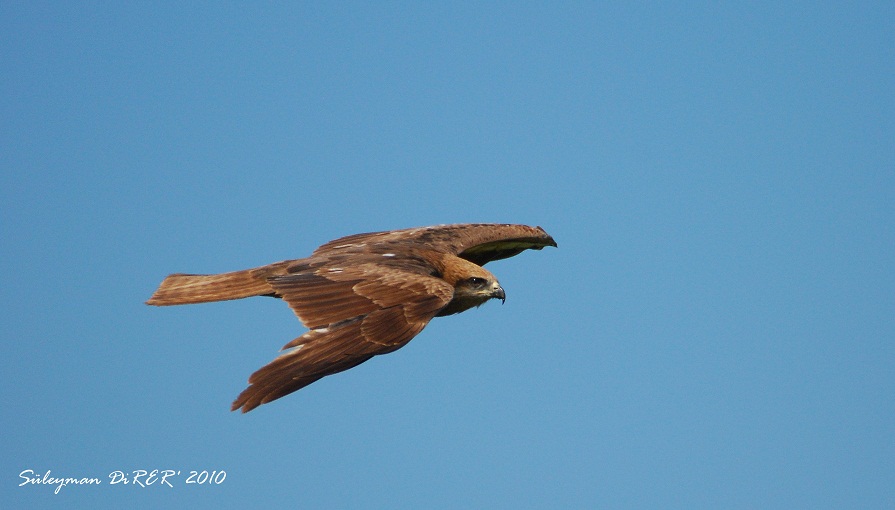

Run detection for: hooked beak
[[491, 284, 506, 304]]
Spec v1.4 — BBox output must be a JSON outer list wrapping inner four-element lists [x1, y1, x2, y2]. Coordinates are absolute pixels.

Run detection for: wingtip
[[533, 225, 557, 248], [537, 234, 557, 249], [231, 390, 255, 413], [230, 399, 253, 413]]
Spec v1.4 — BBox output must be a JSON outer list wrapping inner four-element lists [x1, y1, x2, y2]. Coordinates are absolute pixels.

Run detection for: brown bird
[[147, 223, 556, 412]]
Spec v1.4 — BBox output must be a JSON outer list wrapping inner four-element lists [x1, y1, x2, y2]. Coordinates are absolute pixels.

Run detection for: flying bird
[[147, 223, 556, 412]]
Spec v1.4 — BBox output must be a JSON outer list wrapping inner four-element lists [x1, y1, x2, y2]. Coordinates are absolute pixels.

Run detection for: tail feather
[[146, 261, 293, 306]]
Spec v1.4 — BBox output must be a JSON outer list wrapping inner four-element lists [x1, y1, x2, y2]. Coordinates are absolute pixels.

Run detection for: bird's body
[[147, 223, 556, 412]]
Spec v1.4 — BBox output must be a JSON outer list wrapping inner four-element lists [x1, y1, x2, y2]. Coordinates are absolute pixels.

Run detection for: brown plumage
[[147, 223, 556, 413]]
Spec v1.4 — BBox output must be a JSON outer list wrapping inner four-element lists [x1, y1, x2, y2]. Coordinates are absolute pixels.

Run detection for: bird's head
[[453, 271, 505, 305], [436, 255, 505, 316]]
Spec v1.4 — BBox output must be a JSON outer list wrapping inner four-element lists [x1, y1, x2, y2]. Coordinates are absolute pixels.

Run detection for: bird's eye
[[468, 277, 487, 286]]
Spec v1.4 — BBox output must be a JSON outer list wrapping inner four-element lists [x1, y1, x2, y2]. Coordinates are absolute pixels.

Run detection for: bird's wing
[[231, 260, 454, 412], [312, 223, 557, 266]]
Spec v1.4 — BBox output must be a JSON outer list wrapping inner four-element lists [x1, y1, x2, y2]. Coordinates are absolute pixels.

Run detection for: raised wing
[[230, 259, 453, 412], [313, 223, 557, 266]]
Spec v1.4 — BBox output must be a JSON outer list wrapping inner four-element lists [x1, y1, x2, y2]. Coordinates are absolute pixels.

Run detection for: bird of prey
[[147, 223, 556, 412]]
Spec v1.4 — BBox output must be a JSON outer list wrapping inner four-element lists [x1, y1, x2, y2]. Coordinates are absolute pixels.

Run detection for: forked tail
[[146, 261, 292, 306]]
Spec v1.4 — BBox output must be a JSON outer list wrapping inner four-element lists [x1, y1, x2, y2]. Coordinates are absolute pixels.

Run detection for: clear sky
[[2, 2, 893, 508]]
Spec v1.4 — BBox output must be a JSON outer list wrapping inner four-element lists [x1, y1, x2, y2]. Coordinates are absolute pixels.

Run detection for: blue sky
[[2, 2, 893, 508]]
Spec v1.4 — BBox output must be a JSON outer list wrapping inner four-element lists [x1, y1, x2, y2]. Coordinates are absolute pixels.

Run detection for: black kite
[[147, 223, 556, 412]]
